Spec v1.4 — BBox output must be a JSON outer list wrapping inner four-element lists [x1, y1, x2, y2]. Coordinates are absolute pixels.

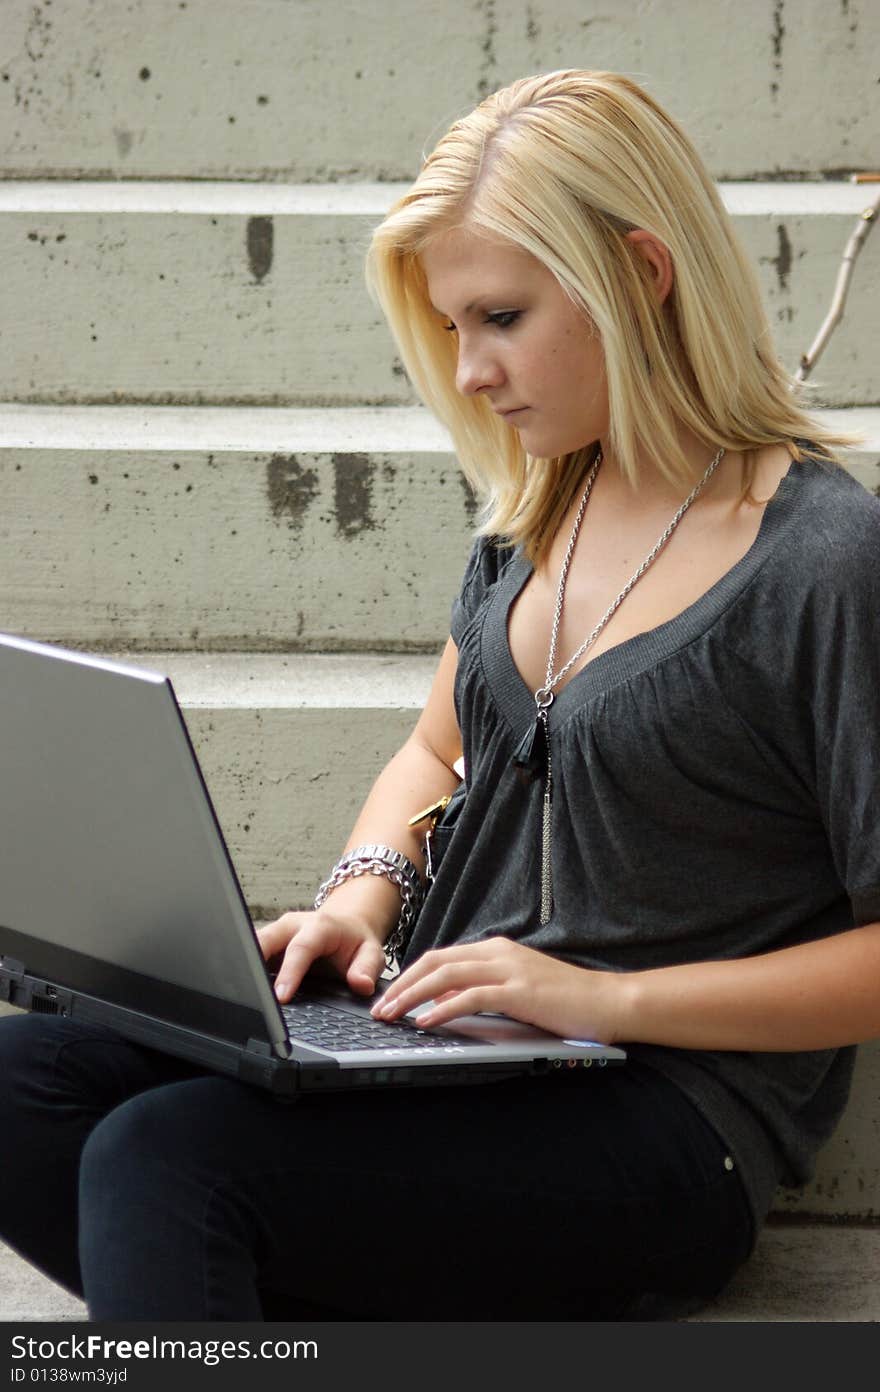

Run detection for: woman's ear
[[625, 229, 673, 304]]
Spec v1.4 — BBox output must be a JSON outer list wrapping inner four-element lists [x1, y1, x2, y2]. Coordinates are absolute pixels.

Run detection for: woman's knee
[[78, 1076, 252, 1219], [80, 1084, 185, 1205]]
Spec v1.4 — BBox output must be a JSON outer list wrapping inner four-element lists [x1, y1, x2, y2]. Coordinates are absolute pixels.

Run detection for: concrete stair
[[1, 0, 879, 1322], [0, 181, 877, 405], [1, 0, 876, 182], [1, 405, 877, 652], [0, 404, 473, 650]]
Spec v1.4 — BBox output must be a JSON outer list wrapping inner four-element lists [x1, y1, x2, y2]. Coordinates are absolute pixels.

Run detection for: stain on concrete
[[333, 453, 376, 537], [771, 223, 793, 291], [139, 67, 151, 81], [526, 3, 539, 42], [459, 472, 478, 521], [247, 217, 274, 283], [24, 4, 52, 66], [476, 0, 499, 100], [770, 0, 785, 99], [114, 128, 133, 158], [7, 3, 55, 120], [266, 454, 319, 529]]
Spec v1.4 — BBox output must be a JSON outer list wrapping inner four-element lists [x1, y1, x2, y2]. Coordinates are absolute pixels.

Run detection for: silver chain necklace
[[512, 444, 726, 924]]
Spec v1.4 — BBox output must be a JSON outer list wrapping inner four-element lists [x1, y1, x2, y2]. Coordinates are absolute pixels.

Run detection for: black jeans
[[0, 1014, 755, 1321]]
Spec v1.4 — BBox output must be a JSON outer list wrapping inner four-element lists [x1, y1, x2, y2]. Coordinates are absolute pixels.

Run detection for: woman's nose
[[454, 337, 505, 397]]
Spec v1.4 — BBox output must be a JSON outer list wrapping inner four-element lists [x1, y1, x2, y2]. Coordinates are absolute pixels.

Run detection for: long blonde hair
[[366, 70, 857, 564]]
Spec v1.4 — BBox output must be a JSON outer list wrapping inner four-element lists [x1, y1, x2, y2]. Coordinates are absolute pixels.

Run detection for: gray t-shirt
[[404, 448, 880, 1227]]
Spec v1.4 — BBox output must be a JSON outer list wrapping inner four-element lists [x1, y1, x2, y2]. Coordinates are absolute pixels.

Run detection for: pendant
[[511, 714, 547, 785], [540, 785, 553, 925]]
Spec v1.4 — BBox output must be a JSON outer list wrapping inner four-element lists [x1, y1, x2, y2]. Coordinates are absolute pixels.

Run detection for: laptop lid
[[0, 631, 289, 1056]]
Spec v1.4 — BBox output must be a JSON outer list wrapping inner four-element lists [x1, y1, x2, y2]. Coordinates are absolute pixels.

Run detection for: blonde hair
[[366, 69, 858, 564]]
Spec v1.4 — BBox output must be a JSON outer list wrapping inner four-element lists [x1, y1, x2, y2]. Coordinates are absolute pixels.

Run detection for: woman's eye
[[443, 321, 458, 333], [486, 310, 521, 329]]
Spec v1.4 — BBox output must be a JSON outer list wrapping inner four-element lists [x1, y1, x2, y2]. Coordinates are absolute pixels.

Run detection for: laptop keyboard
[[281, 997, 487, 1053]]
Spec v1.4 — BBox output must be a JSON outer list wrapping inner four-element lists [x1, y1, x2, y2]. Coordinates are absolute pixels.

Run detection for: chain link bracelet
[[313, 844, 425, 968]]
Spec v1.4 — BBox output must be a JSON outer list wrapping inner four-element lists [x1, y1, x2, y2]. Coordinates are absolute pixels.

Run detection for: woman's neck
[[596, 427, 734, 512]]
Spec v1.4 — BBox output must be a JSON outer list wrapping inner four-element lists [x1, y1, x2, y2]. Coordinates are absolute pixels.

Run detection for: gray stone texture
[[0, 184, 877, 406], [0, 0, 877, 180]]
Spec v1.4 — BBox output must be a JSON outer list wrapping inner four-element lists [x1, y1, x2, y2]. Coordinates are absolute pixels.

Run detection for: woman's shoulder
[[791, 445, 880, 562], [459, 532, 519, 588], [718, 446, 880, 670], [450, 533, 519, 643]]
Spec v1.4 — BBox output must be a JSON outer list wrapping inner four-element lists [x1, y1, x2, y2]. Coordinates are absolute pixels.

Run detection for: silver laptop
[[0, 632, 625, 1096]]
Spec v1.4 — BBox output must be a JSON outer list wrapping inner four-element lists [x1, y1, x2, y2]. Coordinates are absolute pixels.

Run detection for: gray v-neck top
[[404, 448, 880, 1226]]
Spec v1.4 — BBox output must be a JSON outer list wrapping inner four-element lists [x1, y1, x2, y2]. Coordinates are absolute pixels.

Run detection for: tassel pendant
[[513, 692, 555, 924], [540, 783, 553, 925], [511, 714, 547, 784], [537, 699, 554, 924]]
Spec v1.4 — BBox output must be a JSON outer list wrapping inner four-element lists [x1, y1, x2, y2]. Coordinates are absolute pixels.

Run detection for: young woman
[[2, 69, 879, 1322]]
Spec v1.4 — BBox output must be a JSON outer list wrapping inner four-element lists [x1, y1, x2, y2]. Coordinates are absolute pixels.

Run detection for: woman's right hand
[[256, 907, 389, 1003]]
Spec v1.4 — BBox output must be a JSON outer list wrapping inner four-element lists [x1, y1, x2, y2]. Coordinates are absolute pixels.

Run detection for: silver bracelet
[[313, 844, 425, 966]]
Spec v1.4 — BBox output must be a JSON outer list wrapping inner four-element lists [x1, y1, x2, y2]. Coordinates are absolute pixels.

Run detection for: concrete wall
[[1, 0, 877, 180], [1, 182, 877, 407]]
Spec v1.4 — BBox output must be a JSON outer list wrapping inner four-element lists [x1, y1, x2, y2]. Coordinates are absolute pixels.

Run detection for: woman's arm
[[373, 920, 880, 1051], [618, 920, 880, 1050], [258, 637, 463, 1001]]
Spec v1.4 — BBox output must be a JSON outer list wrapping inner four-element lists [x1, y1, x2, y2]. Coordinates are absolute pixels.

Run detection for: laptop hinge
[[239, 1036, 277, 1089]]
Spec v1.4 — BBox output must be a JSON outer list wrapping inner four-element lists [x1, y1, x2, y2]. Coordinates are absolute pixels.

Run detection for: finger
[[413, 986, 501, 1027], [377, 942, 489, 1006], [344, 939, 386, 995], [371, 952, 439, 1013], [274, 925, 338, 1001], [375, 960, 498, 1020], [255, 914, 303, 961]]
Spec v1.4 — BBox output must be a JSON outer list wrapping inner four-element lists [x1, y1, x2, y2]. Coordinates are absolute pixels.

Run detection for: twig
[[795, 176, 880, 382]]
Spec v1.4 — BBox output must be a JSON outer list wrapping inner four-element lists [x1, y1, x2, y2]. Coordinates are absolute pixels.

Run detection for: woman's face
[[420, 226, 609, 457]]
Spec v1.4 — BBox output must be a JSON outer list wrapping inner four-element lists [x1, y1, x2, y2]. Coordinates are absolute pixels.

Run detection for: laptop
[[0, 632, 625, 1097]]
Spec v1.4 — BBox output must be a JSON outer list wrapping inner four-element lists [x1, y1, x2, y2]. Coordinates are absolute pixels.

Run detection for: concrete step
[[1, 182, 878, 406], [0, 405, 473, 650], [4, 405, 875, 651], [1, 0, 876, 181], [1, 1223, 879, 1322]]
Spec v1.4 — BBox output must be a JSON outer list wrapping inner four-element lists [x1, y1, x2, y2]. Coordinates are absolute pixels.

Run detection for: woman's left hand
[[370, 935, 625, 1043]]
